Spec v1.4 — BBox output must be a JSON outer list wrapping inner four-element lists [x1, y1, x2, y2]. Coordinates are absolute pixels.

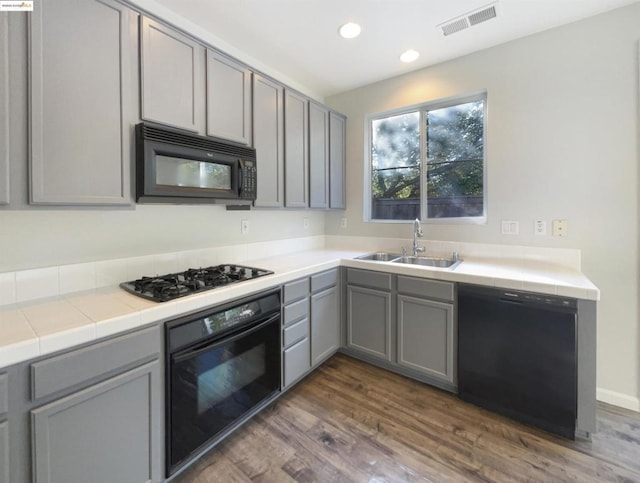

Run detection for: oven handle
[[171, 312, 280, 363]]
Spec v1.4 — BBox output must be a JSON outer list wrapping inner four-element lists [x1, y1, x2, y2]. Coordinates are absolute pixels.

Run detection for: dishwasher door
[[457, 284, 577, 439]]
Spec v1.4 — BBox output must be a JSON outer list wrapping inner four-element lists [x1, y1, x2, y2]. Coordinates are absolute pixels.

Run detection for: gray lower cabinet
[[5, 326, 163, 483], [0, 371, 7, 483], [310, 269, 340, 365], [282, 278, 311, 388], [31, 361, 160, 483], [284, 89, 309, 208], [206, 50, 252, 144], [328, 111, 346, 209], [397, 295, 455, 384], [253, 74, 284, 208], [0, 420, 7, 483], [0, 13, 8, 205], [140, 16, 205, 132], [29, 0, 136, 205], [347, 285, 392, 361], [308, 101, 329, 209]]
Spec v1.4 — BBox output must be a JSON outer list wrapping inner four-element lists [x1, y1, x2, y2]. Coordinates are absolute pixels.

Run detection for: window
[[367, 93, 486, 222]]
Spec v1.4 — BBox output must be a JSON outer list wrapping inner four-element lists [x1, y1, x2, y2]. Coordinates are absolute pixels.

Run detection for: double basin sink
[[356, 252, 462, 269]]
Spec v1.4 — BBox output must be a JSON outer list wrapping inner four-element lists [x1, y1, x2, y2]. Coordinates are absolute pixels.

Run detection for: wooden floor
[[175, 354, 640, 483]]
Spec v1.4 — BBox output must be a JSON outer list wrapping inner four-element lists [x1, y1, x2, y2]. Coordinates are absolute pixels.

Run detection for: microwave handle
[[237, 161, 244, 196]]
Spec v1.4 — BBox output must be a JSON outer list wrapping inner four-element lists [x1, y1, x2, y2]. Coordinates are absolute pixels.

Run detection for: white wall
[[0, 207, 325, 272], [325, 4, 640, 409]]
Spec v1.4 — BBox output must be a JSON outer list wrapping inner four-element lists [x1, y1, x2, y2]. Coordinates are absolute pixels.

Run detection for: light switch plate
[[303, 218, 309, 229], [241, 219, 249, 235], [501, 220, 519, 235]]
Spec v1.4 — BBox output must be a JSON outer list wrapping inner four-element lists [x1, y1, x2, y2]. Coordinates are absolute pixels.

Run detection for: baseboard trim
[[597, 388, 640, 412]]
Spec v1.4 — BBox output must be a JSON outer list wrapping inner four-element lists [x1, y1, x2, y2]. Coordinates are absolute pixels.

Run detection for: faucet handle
[[402, 246, 407, 256]]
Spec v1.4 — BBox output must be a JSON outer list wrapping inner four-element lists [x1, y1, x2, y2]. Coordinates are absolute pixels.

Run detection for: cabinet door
[[283, 337, 310, 388], [329, 111, 346, 209], [0, 13, 8, 205], [397, 295, 455, 384], [347, 285, 392, 361], [206, 50, 252, 144], [140, 16, 205, 132], [29, 0, 135, 205], [31, 361, 161, 483], [0, 420, 7, 483], [311, 286, 339, 366], [284, 90, 308, 208], [308, 102, 329, 209], [253, 75, 284, 207]]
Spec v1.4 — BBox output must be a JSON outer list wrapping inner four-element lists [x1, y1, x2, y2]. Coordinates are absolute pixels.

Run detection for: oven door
[[167, 312, 281, 474]]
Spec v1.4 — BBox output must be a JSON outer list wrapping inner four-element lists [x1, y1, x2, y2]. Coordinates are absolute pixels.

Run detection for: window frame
[[364, 91, 488, 224]]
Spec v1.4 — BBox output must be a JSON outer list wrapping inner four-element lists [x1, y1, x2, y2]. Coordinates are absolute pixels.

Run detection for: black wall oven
[[165, 289, 281, 476]]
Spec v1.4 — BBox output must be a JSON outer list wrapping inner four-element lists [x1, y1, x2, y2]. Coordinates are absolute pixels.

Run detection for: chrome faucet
[[412, 218, 425, 257]]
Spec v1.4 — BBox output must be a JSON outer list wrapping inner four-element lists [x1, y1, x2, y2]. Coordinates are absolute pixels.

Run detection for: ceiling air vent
[[441, 17, 469, 36], [439, 2, 498, 36], [468, 5, 497, 26]]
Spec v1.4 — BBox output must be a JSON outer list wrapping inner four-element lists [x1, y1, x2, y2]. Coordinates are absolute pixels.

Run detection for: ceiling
[[149, 0, 639, 98]]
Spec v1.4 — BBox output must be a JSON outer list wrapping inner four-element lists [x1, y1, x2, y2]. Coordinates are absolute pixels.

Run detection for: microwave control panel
[[241, 161, 257, 199]]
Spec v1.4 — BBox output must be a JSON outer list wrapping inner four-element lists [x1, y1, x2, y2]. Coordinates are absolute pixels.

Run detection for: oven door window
[[156, 155, 231, 190], [169, 316, 280, 470]]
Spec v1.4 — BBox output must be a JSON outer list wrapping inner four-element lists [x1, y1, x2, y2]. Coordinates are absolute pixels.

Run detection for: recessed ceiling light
[[339, 22, 361, 39], [400, 49, 420, 63]]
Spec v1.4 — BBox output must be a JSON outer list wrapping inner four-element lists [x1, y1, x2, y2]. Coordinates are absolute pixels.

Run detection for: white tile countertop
[[0, 248, 599, 369]]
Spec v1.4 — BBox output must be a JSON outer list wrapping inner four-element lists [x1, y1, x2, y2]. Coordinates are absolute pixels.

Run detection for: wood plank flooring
[[175, 354, 640, 482]]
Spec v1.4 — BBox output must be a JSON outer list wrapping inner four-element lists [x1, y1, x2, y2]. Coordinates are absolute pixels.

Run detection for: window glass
[[368, 94, 485, 222], [426, 100, 484, 218], [371, 112, 420, 220]]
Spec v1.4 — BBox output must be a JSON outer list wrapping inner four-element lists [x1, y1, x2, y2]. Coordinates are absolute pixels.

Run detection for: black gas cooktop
[[120, 264, 274, 302]]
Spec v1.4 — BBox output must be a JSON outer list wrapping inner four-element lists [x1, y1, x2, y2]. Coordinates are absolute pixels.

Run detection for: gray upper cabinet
[[140, 16, 205, 133], [253, 75, 284, 207], [329, 111, 346, 209], [284, 89, 309, 208], [0, 13, 8, 205], [308, 101, 329, 209], [29, 0, 135, 205], [206, 50, 252, 144]]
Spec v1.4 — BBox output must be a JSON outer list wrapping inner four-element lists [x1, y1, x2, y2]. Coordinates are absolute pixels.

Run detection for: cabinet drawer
[[283, 337, 310, 387], [283, 318, 309, 348], [0, 373, 6, 414], [347, 268, 392, 291], [311, 269, 338, 293], [283, 278, 309, 304], [31, 326, 160, 401], [397, 276, 454, 302], [283, 297, 309, 326]]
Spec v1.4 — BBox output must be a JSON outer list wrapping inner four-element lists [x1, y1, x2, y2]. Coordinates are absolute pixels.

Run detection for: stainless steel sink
[[391, 256, 461, 269], [356, 252, 403, 262]]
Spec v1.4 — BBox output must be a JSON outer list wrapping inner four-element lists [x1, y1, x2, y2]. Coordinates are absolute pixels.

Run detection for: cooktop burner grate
[[120, 264, 274, 302]]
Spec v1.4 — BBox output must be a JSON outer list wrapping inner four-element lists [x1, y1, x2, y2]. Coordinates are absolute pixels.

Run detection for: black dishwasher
[[457, 284, 578, 439]]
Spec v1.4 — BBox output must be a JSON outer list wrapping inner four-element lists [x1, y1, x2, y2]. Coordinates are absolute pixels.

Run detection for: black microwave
[[135, 123, 257, 207]]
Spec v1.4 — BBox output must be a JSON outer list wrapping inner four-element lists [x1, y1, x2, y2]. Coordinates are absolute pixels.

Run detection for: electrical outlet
[[501, 220, 519, 235], [552, 219, 568, 237], [241, 219, 249, 235], [340, 218, 347, 229], [534, 219, 547, 236], [303, 218, 309, 229]]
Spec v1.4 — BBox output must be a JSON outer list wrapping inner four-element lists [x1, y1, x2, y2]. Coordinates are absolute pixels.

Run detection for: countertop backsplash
[[0, 235, 582, 307]]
